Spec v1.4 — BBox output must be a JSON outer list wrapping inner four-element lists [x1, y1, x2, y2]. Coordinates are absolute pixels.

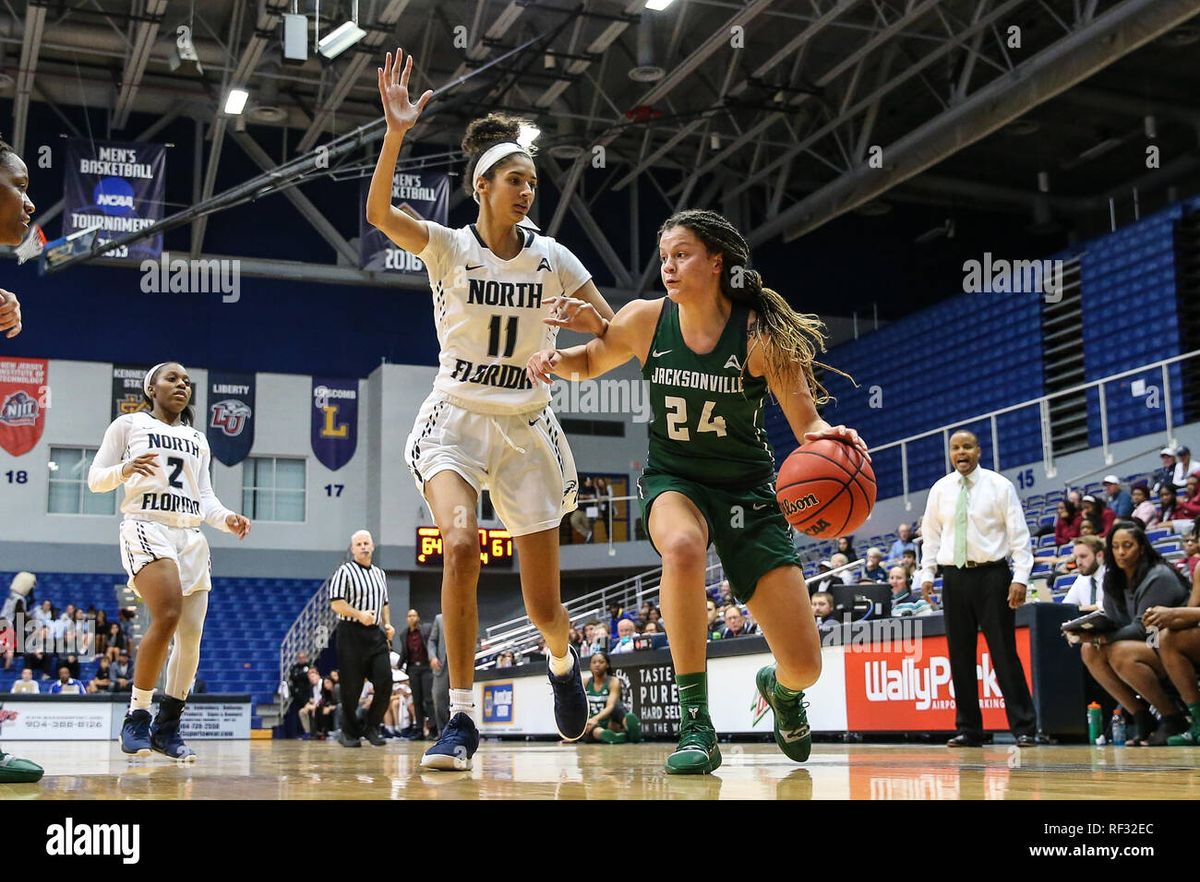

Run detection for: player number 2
[[664, 397, 727, 441], [167, 456, 184, 489], [487, 314, 518, 358]]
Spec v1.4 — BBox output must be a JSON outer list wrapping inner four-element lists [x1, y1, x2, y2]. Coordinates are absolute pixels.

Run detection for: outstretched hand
[[378, 48, 433, 135]]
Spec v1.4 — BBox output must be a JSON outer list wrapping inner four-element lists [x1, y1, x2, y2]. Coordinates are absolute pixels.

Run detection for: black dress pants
[[335, 621, 391, 739], [941, 562, 1038, 739]]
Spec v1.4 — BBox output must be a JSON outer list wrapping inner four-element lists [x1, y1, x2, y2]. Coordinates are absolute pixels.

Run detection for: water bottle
[[1087, 701, 1103, 745], [1111, 710, 1127, 747]]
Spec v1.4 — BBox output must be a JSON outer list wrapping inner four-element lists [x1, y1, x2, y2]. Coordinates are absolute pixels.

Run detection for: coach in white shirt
[[920, 430, 1038, 748], [1062, 535, 1106, 611]]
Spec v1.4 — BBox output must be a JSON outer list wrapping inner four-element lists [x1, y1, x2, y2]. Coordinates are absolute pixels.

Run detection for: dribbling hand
[[804, 425, 871, 462], [0, 289, 23, 339], [526, 348, 561, 386], [120, 453, 158, 480], [226, 514, 252, 539], [378, 49, 433, 135]]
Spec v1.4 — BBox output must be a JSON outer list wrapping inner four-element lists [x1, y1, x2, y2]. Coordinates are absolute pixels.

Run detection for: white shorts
[[404, 391, 579, 537], [119, 519, 212, 597]]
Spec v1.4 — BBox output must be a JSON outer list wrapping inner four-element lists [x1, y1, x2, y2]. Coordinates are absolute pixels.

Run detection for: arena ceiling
[[3, 0, 1200, 299]]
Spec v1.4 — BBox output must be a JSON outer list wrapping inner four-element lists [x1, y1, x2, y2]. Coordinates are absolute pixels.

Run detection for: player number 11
[[663, 396, 727, 441]]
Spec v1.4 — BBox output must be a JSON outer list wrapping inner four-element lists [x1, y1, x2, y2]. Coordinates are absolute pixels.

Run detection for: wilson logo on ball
[[779, 493, 819, 515]]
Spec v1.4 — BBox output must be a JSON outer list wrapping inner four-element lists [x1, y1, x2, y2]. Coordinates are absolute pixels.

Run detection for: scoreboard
[[415, 526, 515, 568]]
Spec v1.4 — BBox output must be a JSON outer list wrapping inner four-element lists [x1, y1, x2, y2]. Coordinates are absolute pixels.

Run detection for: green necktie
[[953, 476, 969, 567]]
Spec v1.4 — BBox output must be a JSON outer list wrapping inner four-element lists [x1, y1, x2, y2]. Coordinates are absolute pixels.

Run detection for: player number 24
[[663, 396, 727, 441]]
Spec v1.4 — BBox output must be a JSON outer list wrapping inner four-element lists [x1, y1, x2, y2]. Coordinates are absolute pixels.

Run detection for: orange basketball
[[776, 439, 876, 539]]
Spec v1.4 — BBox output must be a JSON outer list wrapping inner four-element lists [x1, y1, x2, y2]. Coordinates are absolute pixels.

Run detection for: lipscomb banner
[[359, 171, 449, 273], [63, 139, 166, 261], [207, 372, 256, 467], [0, 358, 48, 457], [311, 377, 358, 471]]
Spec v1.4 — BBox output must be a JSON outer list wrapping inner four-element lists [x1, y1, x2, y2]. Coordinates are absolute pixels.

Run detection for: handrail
[[277, 577, 337, 704], [1060, 443, 1165, 491]]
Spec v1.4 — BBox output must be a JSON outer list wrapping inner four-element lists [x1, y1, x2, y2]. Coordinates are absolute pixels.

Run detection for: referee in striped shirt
[[329, 529, 394, 748]]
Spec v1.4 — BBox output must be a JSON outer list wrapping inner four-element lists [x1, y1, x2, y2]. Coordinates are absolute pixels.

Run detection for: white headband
[[143, 362, 177, 396], [472, 141, 540, 231]]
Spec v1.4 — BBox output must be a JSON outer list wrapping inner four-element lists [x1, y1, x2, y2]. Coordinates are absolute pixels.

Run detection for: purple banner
[[359, 171, 449, 273], [311, 377, 358, 471], [63, 139, 166, 262], [207, 372, 256, 467]]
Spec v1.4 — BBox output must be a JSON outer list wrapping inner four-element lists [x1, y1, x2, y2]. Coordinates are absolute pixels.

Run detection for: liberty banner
[[311, 377, 358, 471], [207, 372, 256, 466], [359, 171, 449, 273], [112, 365, 150, 419], [0, 357, 48, 457], [63, 139, 166, 262]]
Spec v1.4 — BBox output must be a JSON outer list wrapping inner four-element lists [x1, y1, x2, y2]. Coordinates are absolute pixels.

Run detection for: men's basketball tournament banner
[[0, 357, 48, 457], [311, 377, 358, 471], [111, 365, 150, 419], [207, 372, 255, 466], [359, 171, 449, 273], [63, 138, 166, 261]]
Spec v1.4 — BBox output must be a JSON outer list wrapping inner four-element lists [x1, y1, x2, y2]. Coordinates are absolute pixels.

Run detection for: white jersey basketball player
[[88, 362, 251, 762], [367, 49, 616, 770]]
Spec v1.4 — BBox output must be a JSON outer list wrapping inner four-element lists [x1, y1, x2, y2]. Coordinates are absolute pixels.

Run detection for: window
[[242, 456, 306, 522], [48, 447, 116, 515]]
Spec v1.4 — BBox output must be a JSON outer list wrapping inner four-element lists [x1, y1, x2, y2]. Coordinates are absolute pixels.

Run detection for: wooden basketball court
[[7, 740, 1199, 800]]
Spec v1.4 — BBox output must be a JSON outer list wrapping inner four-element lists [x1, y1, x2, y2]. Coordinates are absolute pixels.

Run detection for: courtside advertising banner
[[112, 364, 150, 419], [0, 357, 47, 457], [63, 139, 166, 261], [311, 377, 358, 471], [207, 372, 256, 466], [359, 171, 449, 273]]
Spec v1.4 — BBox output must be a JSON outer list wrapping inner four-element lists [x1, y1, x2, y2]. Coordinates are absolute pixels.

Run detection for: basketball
[[776, 440, 876, 539]]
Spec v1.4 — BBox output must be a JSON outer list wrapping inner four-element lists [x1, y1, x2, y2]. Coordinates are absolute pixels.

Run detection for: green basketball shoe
[[664, 722, 722, 775], [756, 665, 812, 763], [0, 749, 44, 784]]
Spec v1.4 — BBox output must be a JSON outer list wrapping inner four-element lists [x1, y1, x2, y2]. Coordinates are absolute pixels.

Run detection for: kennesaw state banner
[[0, 357, 48, 457], [112, 365, 150, 420], [311, 378, 358, 471], [63, 139, 166, 261], [207, 372, 256, 467], [359, 171, 449, 273]]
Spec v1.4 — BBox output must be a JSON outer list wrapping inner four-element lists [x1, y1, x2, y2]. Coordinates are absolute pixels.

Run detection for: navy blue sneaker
[[548, 645, 588, 741], [150, 697, 197, 763], [420, 712, 479, 771], [120, 709, 152, 757]]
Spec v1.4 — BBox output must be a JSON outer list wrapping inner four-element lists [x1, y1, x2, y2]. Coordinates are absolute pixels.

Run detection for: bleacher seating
[[1, 571, 319, 711]]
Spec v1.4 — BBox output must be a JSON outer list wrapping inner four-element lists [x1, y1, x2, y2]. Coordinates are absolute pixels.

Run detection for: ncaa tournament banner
[[207, 372, 255, 466], [0, 357, 47, 457], [359, 171, 449, 273], [311, 377, 358, 471], [112, 364, 150, 419], [63, 139, 166, 261]]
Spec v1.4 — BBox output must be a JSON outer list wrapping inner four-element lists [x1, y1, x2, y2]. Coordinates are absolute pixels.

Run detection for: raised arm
[[364, 49, 434, 254], [527, 298, 660, 384]]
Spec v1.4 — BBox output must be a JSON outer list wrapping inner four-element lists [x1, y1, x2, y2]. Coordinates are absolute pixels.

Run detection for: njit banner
[[112, 365, 150, 420], [63, 139, 166, 261], [359, 171, 449, 273], [843, 629, 1033, 731], [207, 372, 255, 466], [311, 377, 358, 471], [0, 357, 47, 457]]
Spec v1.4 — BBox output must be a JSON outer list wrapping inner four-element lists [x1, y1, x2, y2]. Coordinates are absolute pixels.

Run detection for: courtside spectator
[[888, 566, 932, 616], [646, 606, 662, 628], [1159, 485, 1192, 524], [1179, 479, 1200, 519], [1067, 488, 1084, 511], [48, 665, 83, 695], [862, 547, 888, 583], [10, 667, 38, 694], [1102, 475, 1133, 518], [86, 656, 113, 693], [900, 549, 921, 589], [1153, 447, 1177, 494], [887, 524, 917, 562], [297, 667, 327, 737], [837, 536, 859, 562], [496, 650, 516, 668], [1180, 529, 1199, 581], [1129, 483, 1157, 528], [111, 649, 133, 692], [590, 623, 610, 655], [705, 600, 722, 640], [611, 618, 638, 654], [1082, 495, 1115, 536], [1079, 516, 1101, 538], [1173, 445, 1200, 490], [1054, 500, 1082, 545], [644, 622, 660, 635], [1062, 536, 1106, 611], [812, 592, 838, 633], [1074, 521, 1190, 745], [720, 606, 758, 639]]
